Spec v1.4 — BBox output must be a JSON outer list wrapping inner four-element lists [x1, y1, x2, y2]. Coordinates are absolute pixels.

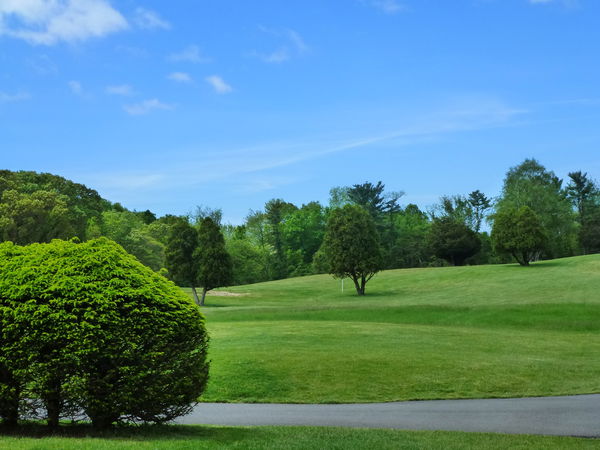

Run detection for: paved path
[[175, 394, 600, 437]]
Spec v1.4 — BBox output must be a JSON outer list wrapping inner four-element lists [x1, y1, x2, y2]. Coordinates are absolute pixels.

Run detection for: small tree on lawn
[[322, 205, 383, 296], [165, 218, 202, 304], [491, 206, 547, 266], [195, 217, 233, 306]]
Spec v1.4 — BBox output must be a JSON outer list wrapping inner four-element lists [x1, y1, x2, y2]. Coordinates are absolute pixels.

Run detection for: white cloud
[[286, 29, 308, 54], [168, 45, 210, 63], [133, 7, 170, 30], [0, 91, 31, 103], [123, 98, 173, 115], [363, 0, 406, 14], [105, 84, 133, 96], [68, 80, 83, 95], [256, 48, 289, 63], [252, 27, 308, 64], [205, 75, 232, 94], [0, 0, 128, 46], [168, 72, 192, 83]]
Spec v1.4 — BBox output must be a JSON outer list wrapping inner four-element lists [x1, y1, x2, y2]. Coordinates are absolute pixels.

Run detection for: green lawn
[[1, 425, 599, 449], [189, 255, 600, 403]]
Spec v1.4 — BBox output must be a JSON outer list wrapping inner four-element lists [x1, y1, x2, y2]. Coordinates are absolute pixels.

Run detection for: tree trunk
[[200, 287, 208, 306], [45, 390, 61, 429], [352, 276, 363, 296], [191, 286, 200, 305]]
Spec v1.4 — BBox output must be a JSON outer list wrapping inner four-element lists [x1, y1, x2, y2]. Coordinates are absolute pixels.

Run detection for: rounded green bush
[[0, 238, 209, 428]]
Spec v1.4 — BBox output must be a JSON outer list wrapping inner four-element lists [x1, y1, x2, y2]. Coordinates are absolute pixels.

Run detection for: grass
[[187, 255, 600, 403], [1, 424, 599, 449]]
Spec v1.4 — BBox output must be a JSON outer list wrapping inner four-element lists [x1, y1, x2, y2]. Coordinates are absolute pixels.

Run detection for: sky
[[1, 0, 600, 223]]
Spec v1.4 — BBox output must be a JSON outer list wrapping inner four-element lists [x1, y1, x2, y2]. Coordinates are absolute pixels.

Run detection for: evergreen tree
[[322, 205, 383, 295], [195, 217, 233, 306], [165, 218, 202, 304]]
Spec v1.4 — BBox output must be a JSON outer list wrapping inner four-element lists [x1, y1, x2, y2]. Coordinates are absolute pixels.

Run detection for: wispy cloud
[[168, 45, 210, 63], [134, 7, 170, 30], [528, 0, 580, 6], [251, 27, 309, 64], [363, 0, 406, 14], [168, 72, 192, 83], [98, 97, 526, 192], [0, 91, 31, 103], [205, 75, 232, 94], [27, 54, 58, 75], [68, 80, 84, 96], [123, 98, 174, 115], [0, 0, 128, 45], [105, 84, 133, 96]]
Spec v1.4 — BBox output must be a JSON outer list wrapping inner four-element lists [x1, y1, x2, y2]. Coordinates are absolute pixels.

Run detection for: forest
[[1, 158, 599, 286]]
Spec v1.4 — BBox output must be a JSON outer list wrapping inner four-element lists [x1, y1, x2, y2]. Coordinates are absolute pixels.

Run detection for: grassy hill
[[186, 255, 600, 403]]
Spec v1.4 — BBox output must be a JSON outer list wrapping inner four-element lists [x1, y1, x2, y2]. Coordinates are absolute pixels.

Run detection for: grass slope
[[1, 425, 599, 449], [189, 255, 600, 403]]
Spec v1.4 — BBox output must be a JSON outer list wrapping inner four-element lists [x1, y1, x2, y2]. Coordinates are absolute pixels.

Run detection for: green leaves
[[322, 205, 383, 295], [0, 238, 209, 428], [491, 206, 547, 266]]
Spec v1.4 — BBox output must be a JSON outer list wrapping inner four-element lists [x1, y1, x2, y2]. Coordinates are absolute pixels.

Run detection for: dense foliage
[[322, 205, 383, 295], [1, 158, 599, 285], [491, 206, 547, 266], [0, 238, 209, 429]]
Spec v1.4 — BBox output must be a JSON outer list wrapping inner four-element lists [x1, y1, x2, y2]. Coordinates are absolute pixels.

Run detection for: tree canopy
[[322, 205, 383, 295]]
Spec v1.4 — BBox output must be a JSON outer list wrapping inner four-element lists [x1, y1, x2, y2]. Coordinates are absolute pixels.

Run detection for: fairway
[[190, 255, 600, 403], [2, 425, 599, 449]]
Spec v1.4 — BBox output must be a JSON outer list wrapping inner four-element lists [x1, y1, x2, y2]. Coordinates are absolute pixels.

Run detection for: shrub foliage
[[0, 238, 209, 429]]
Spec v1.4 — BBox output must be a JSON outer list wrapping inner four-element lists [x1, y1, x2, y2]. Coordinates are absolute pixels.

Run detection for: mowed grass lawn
[[2, 425, 599, 449], [188, 255, 600, 403]]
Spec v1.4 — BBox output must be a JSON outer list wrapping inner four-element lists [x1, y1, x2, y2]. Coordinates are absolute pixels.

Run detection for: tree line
[[1, 158, 599, 288]]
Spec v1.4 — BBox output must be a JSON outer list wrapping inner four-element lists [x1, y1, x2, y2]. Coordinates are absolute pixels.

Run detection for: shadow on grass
[[0, 423, 257, 444]]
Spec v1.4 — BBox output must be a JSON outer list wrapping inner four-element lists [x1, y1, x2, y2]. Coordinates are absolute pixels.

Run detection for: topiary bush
[[0, 238, 209, 429]]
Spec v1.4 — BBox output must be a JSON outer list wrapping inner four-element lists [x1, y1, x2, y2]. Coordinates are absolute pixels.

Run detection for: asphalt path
[[175, 394, 600, 437]]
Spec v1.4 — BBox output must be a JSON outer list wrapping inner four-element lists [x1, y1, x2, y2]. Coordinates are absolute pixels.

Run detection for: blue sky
[[1, 0, 599, 223]]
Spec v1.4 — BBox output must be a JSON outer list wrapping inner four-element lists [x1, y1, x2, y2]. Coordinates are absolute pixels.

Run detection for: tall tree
[[491, 206, 547, 266], [347, 181, 387, 218], [195, 217, 233, 306], [264, 199, 297, 279], [495, 159, 576, 258], [322, 205, 383, 296], [566, 171, 597, 220], [468, 190, 492, 232], [165, 218, 202, 304]]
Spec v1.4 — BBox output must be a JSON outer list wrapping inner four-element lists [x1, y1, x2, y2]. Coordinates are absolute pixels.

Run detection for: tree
[[427, 217, 481, 266], [580, 206, 600, 254], [165, 218, 203, 304], [0, 238, 209, 429], [491, 206, 547, 266], [468, 190, 492, 232], [264, 199, 297, 279], [195, 217, 233, 305], [566, 171, 598, 220], [390, 204, 432, 268], [0, 189, 75, 245], [496, 159, 576, 258], [322, 205, 383, 295]]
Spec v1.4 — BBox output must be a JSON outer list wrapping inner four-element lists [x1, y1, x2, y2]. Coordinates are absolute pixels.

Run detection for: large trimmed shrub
[[0, 238, 209, 429]]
